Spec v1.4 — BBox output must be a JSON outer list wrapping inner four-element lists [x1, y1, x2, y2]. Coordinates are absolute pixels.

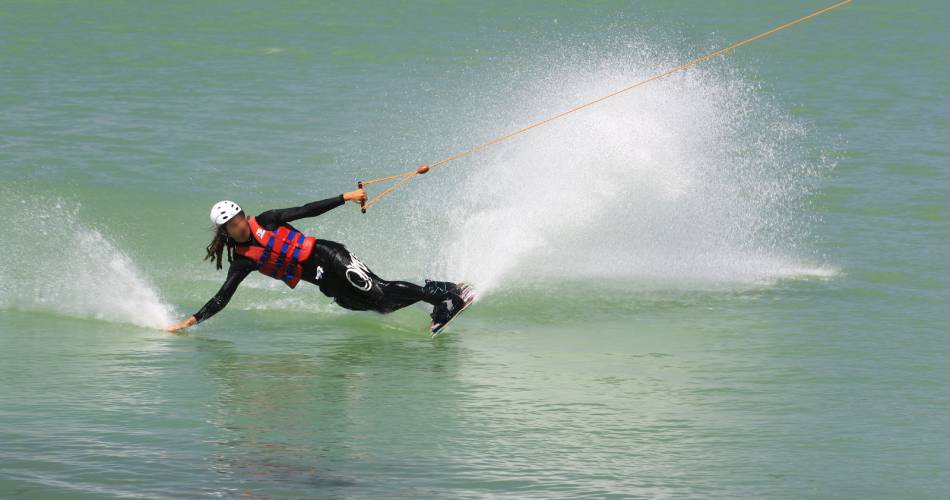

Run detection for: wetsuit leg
[[374, 281, 430, 313], [310, 240, 456, 314]]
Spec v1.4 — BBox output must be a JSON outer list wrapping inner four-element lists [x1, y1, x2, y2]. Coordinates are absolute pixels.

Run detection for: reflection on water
[[194, 318, 468, 496]]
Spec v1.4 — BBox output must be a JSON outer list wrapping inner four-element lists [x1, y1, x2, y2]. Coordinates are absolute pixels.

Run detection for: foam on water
[[0, 194, 176, 329], [391, 38, 836, 293]]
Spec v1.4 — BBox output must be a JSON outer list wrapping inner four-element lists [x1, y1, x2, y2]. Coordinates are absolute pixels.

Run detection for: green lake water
[[1, 1, 947, 498]]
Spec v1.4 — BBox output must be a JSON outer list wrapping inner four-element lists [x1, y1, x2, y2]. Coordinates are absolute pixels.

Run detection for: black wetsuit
[[193, 195, 454, 324]]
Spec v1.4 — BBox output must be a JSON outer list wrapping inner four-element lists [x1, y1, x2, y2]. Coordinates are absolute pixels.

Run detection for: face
[[225, 212, 250, 242]]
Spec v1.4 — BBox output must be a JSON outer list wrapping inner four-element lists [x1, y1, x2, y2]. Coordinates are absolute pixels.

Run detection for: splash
[[381, 36, 835, 293], [0, 194, 176, 329]]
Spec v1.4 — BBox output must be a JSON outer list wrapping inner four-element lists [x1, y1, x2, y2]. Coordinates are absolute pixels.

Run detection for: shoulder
[[226, 255, 256, 275], [253, 211, 279, 229], [229, 253, 256, 266]]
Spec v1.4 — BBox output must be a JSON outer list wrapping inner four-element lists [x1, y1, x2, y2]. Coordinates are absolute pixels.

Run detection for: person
[[164, 189, 471, 334]]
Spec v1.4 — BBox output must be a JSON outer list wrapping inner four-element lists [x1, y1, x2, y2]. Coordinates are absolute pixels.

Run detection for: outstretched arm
[[165, 263, 252, 333], [255, 190, 367, 226]]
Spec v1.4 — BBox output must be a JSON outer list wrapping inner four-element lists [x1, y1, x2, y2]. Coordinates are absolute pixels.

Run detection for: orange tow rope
[[357, 0, 852, 213]]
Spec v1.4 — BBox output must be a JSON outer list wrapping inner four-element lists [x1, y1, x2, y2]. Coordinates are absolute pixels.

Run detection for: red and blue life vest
[[235, 217, 316, 288]]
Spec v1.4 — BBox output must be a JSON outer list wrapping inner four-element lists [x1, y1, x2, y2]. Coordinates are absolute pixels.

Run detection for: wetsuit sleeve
[[193, 261, 253, 324], [255, 195, 345, 226]]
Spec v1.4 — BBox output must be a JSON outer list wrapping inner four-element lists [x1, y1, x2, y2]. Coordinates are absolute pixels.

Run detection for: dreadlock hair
[[204, 222, 237, 270]]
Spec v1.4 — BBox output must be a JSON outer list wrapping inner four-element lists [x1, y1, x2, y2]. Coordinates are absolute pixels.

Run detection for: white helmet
[[210, 200, 242, 225]]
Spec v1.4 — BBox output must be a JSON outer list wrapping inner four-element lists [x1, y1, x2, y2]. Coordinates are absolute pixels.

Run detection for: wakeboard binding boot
[[424, 280, 475, 337]]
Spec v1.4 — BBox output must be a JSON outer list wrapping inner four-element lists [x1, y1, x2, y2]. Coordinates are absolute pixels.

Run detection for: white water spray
[[0, 194, 176, 329], [385, 39, 834, 293]]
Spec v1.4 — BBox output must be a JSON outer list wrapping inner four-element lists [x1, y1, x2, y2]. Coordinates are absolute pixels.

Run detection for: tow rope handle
[[357, 180, 366, 213], [358, 164, 430, 214]]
